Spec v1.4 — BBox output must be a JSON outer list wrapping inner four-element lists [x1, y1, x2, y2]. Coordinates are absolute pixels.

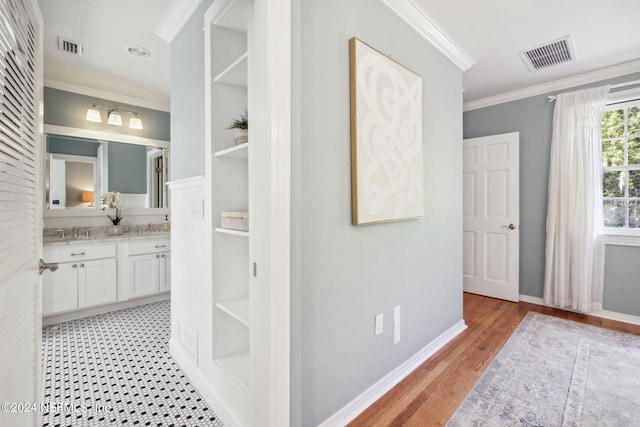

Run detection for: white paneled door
[[463, 132, 519, 302], [0, 0, 43, 426]]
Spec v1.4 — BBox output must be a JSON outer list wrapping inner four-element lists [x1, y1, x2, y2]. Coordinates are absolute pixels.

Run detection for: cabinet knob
[[79, 263, 85, 268], [161, 254, 165, 258], [156, 254, 160, 258], [72, 264, 77, 268]]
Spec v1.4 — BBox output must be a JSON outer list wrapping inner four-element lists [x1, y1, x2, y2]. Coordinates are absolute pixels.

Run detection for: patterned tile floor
[[41, 301, 224, 427]]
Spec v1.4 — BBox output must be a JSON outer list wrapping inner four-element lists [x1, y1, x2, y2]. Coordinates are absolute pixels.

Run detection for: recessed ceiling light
[[126, 45, 151, 57]]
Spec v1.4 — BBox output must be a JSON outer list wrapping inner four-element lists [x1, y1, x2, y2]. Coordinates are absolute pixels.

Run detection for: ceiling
[[415, 0, 640, 103], [38, 0, 640, 109], [38, 0, 173, 108]]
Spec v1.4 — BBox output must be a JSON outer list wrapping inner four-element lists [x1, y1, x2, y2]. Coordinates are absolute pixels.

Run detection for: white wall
[[291, 0, 464, 424]]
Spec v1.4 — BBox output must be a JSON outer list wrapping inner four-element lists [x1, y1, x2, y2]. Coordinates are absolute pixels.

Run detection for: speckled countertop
[[43, 231, 170, 246]]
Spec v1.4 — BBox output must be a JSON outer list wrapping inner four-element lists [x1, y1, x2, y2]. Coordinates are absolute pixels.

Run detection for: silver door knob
[[501, 224, 517, 230], [39, 259, 59, 275]]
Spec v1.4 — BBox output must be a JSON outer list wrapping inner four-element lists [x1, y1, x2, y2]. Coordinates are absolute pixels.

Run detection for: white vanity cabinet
[[42, 243, 117, 315], [127, 238, 171, 298]]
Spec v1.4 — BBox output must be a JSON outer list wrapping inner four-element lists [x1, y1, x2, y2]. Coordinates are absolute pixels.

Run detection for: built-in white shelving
[[216, 295, 250, 327], [215, 227, 249, 237], [213, 0, 248, 32], [214, 142, 248, 159], [214, 52, 248, 89], [216, 349, 250, 392], [208, 0, 252, 421]]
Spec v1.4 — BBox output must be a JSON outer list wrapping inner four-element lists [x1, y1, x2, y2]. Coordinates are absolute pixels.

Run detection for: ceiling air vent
[[518, 36, 576, 72], [57, 37, 83, 56]]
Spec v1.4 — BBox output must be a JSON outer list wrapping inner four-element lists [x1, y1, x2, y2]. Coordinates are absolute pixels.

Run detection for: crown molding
[[44, 79, 170, 112], [155, 0, 203, 43], [380, 0, 475, 71], [464, 59, 640, 112]]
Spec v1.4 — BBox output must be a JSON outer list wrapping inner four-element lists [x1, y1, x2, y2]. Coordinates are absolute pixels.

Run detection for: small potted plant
[[227, 111, 248, 145], [101, 191, 124, 235]]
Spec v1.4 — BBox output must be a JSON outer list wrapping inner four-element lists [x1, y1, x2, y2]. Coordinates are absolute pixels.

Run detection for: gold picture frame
[[349, 37, 424, 225]]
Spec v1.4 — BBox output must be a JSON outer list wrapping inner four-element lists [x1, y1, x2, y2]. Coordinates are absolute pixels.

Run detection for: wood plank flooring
[[348, 292, 640, 427]]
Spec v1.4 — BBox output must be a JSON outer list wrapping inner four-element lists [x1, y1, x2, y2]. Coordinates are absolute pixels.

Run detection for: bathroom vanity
[[42, 233, 170, 321]]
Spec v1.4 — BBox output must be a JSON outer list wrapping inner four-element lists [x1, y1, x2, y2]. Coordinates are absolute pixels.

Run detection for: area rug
[[446, 312, 640, 426]]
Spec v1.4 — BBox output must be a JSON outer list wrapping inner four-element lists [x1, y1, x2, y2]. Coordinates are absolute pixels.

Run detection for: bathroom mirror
[[44, 125, 170, 211]]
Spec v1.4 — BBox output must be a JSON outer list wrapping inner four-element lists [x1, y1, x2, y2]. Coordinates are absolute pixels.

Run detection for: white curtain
[[543, 85, 610, 312]]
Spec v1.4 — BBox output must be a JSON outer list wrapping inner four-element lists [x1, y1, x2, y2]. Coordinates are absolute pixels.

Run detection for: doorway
[[462, 132, 520, 301]]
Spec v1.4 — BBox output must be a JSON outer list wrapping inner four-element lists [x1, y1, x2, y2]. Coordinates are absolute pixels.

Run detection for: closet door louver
[[0, 0, 38, 283]]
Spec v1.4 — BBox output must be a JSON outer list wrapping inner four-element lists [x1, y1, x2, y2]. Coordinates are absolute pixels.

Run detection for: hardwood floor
[[348, 292, 640, 427]]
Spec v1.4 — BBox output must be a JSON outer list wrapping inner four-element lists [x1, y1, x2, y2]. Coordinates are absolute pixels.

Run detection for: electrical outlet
[[375, 313, 383, 336]]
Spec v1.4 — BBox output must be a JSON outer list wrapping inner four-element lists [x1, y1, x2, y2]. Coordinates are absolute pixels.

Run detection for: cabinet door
[[128, 254, 159, 298], [78, 258, 117, 309], [42, 262, 78, 315], [159, 252, 171, 292]]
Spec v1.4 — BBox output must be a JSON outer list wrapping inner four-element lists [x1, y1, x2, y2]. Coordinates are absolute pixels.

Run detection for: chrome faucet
[[147, 223, 153, 233], [84, 227, 95, 238], [73, 226, 79, 238]]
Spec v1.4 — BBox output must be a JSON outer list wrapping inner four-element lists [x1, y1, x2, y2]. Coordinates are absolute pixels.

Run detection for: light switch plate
[[394, 306, 401, 325], [375, 313, 383, 336], [191, 198, 204, 219]]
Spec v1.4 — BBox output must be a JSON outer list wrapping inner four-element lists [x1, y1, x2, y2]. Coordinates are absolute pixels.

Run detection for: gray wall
[[44, 87, 170, 141], [291, 0, 464, 424], [47, 135, 99, 157], [463, 71, 640, 316], [107, 142, 147, 194], [169, 0, 214, 180]]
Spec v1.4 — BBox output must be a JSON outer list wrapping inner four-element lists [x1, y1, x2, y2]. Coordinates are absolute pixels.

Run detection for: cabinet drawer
[[44, 244, 116, 263], [128, 239, 171, 256]]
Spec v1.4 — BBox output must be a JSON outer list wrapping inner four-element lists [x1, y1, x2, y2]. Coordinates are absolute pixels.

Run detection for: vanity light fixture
[[107, 110, 123, 126], [129, 115, 143, 130], [85, 107, 101, 123], [85, 104, 143, 129]]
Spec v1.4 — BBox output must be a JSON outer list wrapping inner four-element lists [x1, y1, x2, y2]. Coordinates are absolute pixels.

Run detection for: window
[[601, 99, 640, 232]]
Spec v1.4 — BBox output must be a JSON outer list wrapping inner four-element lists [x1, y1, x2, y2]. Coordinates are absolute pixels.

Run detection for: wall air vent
[[57, 37, 83, 56], [518, 36, 576, 72]]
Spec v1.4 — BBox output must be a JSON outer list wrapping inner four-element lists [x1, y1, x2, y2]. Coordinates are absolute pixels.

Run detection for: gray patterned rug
[[447, 312, 640, 426]]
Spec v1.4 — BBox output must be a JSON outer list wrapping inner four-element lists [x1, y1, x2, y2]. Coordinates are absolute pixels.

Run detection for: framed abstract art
[[349, 37, 424, 225]]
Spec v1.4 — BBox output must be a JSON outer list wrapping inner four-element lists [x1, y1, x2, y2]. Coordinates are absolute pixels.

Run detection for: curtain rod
[[546, 79, 640, 103]]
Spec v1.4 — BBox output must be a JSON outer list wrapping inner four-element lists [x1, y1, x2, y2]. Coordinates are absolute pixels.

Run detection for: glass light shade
[[86, 108, 102, 122], [129, 116, 143, 129], [107, 111, 122, 126]]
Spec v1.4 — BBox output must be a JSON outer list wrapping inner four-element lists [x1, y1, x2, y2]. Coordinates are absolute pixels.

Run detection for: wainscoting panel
[[168, 176, 207, 370], [178, 321, 199, 363]]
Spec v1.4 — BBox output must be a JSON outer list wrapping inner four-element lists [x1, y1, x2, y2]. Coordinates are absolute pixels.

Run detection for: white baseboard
[[519, 294, 640, 326], [169, 340, 241, 427], [318, 319, 468, 427]]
